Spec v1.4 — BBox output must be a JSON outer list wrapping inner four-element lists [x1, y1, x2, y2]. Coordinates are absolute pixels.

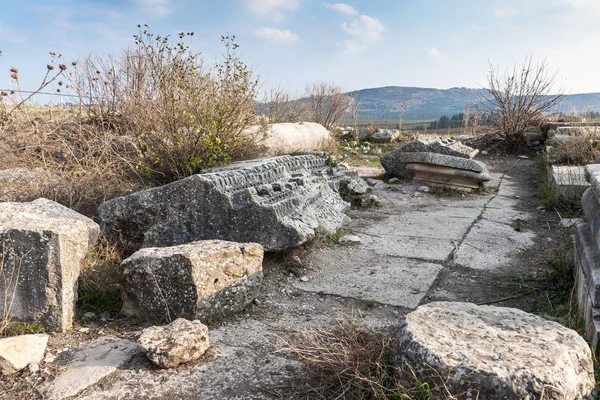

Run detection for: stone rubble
[[396, 302, 596, 400], [138, 318, 210, 369], [380, 137, 489, 189], [0, 198, 99, 330], [0, 334, 48, 375], [99, 154, 369, 252], [121, 240, 263, 322]]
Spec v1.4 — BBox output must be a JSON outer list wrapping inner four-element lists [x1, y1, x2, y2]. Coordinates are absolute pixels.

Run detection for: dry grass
[[280, 315, 457, 399]]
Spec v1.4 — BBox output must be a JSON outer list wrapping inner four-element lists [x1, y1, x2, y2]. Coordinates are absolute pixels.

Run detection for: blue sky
[[2, 0, 600, 97]]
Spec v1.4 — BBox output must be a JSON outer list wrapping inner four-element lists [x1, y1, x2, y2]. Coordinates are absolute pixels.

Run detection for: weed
[[331, 227, 345, 241], [280, 315, 457, 399], [4, 321, 45, 336]]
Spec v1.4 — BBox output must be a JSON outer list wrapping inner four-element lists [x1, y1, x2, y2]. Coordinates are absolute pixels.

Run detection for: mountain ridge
[[349, 86, 600, 119]]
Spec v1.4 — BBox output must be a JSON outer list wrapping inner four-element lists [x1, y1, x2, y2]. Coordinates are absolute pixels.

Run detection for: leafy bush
[[75, 26, 266, 184]]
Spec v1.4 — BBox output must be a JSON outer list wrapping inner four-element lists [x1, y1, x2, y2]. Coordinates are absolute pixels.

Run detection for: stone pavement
[[46, 171, 541, 399]]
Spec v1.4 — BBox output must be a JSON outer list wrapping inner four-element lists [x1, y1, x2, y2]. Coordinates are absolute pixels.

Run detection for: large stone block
[[574, 222, 600, 348], [0, 334, 48, 375], [99, 155, 366, 252], [0, 198, 99, 330], [396, 302, 596, 400], [245, 122, 332, 154], [380, 137, 480, 179], [120, 240, 263, 322]]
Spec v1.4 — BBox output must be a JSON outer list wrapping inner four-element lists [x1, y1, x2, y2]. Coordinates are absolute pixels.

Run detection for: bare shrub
[[486, 57, 563, 147], [281, 315, 457, 399], [0, 242, 26, 336], [260, 87, 307, 123], [305, 82, 354, 131]]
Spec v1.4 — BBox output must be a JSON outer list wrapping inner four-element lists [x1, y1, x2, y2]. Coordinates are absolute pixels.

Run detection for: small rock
[[78, 328, 90, 333], [366, 178, 379, 186], [338, 235, 362, 245], [28, 362, 40, 374], [43, 353, 56, 364], [83, 312, 96, 319], [519, 155, 529, 159], [536, 206, 546, 211], [0, 334, 49, 375], [100, 312, 110, 322], [388, 177, 400, 184], [299, 276, 310, 282], [481, 151, 488, 155], [560, 218, 582, 228], [138, 318, 210, 369], [418, 186, 430, 193], [252, 298, 261, 305]]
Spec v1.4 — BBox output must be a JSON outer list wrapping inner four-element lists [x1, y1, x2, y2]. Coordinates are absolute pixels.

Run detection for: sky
[[2, 0, 600, 98]]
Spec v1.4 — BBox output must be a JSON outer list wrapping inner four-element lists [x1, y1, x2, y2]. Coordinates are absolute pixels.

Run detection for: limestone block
[[99, 155, 365, 252], [368, 129, 401, 143], [138, 318, 210, 368], [0, 198, 99, 330], [0, 334, 48, 375], [396, 302, 596, 400], [247, 122, 332, 154], [121, 240, 263, 322]]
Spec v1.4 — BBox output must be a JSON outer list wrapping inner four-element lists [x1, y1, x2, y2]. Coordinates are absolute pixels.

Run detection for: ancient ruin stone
[[396, 302, 596, 400], [99, 154, 367, 252], [260, 122, 332, 154], [121, 240, 263, 322], [396, 152, 487, 172], [138, 318, 210, 369], [368, 129, 400, 143], [380, 137, 479, 178], [0, 334, 48, 375], [0, 198, 99, 330]]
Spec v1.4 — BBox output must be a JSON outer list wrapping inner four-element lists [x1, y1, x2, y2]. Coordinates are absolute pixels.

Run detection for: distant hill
[[350, 86, 600, 120]]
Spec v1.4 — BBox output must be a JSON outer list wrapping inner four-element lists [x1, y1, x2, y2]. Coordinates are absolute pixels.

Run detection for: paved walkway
[[43, 169, 542, 400]]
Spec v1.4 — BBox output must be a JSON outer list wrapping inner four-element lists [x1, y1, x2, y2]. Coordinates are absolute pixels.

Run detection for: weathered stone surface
[[249, 122, 332, 154], [552, 165, 590, 205], [381, 143, 482, 178], [406, 163, 491, 189], [99, 154, 367, 252], [138, 318, 210, 368], [0, 334, 48, 375], [396, 302, 596, 400], [368, 128, 400, 143], [0, 168, 60, 202], [0, 198, 99, 330], [574, 221, 600, 348], [43, 338, 138, 400], [380, 137, 479, 177], [121, 240, 263, 322]]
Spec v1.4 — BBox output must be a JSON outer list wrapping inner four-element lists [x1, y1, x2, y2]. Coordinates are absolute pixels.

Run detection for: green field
[[340, 118, 437, 130]]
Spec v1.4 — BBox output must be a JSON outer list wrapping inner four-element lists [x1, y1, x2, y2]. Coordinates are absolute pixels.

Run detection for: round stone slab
[[396, 302, 596, 400]]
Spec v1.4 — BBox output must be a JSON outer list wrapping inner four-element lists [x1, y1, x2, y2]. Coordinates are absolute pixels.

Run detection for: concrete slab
[[295, 250, 443, 308], [454, 219, 536, 271], [43, 338, 138, 400], [483, 196, 533, 225]]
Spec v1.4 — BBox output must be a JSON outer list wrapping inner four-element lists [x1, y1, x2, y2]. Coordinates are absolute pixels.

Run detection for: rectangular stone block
[[120, 240, 264, 322], [0, 198, 99, 330]]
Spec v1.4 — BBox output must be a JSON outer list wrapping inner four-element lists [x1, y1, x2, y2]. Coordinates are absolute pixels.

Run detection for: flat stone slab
[[396, 152, 487, 173], [396, 302, 596, 400], [43, 338, 139, 400], [99, 155, 367, 252], [454, 219, 536, 271], [295, 250, 442, 308], [406, 163, 490, 189], [481, 196, 533, 225]]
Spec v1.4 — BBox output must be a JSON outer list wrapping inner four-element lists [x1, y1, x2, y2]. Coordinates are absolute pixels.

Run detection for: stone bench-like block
[[575, 222, 600, 349], [99, 155, 366, 252], [396, 302, 596, 399], [120, 240, 263, 322], [0, 198, 99, 330]]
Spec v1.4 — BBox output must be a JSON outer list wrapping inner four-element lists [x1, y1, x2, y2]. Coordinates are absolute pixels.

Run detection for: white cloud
[[494, 7, 517, 18], [135, 0, 172, 17], [341, 15, 384, 41], [244, 0, 300, 20], [326, 3, 359, 16], [428, 48, 441, 57], [553, 0, 600, 13], [253, 27, 300, 43]]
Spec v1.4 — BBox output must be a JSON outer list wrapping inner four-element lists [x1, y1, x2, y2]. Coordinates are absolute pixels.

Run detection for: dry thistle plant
[[279, 315, 457, 399], [0, 242, 26, 336]]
